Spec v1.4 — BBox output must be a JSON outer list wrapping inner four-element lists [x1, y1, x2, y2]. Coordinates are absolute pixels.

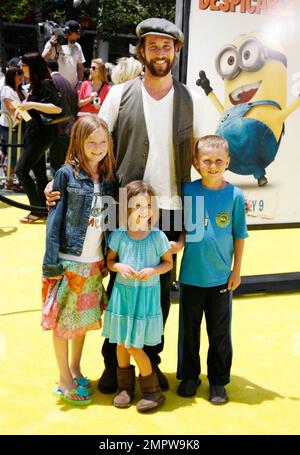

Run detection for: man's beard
[[145, 55, 176, 77]]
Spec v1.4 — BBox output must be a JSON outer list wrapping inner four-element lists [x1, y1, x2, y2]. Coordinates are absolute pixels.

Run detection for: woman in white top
[[0, 67, 26, 190]]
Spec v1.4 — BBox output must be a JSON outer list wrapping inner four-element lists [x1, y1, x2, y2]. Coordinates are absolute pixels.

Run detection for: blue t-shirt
[[179, 180, 248, 287]]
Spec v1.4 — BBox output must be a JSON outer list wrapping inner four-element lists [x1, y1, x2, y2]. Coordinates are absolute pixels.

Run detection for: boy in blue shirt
[[175, 135, 248, 404]]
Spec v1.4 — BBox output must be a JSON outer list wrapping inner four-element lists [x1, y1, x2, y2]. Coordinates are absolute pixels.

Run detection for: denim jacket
[[43, 164, 117, 277]]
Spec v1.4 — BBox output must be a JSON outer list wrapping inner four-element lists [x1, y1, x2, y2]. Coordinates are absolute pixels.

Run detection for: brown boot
[[136, 370, 165, 412], [113, 366, 135, 408]]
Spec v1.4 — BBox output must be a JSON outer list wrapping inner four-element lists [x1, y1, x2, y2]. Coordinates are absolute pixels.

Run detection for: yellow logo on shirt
[[215, 212, 230, 228]]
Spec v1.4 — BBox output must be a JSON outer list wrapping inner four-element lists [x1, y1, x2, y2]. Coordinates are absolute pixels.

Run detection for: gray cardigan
[[113, 77, 194, 193]]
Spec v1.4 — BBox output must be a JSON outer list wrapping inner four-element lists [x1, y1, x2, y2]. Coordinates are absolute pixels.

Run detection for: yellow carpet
[[1, 196, 300, 435]]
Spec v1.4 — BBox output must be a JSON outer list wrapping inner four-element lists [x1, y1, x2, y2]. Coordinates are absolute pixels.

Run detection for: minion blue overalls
[[216, 100, 284, 180]]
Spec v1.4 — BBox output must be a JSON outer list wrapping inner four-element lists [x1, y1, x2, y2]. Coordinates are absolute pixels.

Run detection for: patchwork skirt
[[41, 260, 108, 339]]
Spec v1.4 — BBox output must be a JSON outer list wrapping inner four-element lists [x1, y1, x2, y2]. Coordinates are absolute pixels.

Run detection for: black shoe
[[177, 379, 201, 397], [209, 385, 228, 405], [152, 363, 169, 391], [97, 366, 118, 394], [171, 281, 180, 292]]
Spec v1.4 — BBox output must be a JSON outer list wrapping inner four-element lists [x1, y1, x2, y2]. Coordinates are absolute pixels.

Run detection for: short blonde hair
[[194, 135, 229, 159], [111, 57, 143, 84]]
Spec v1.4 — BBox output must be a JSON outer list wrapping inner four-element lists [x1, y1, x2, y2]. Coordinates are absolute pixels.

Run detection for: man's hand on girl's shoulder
[[44, 179, 61, 207]]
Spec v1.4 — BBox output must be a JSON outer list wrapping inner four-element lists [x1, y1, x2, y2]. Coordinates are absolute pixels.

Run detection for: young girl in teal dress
[[41, 116, 116, 406], [102, 180, 173, 412]]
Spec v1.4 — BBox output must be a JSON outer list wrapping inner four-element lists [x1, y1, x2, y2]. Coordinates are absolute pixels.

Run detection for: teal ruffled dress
[[102, 228, 170, 348]]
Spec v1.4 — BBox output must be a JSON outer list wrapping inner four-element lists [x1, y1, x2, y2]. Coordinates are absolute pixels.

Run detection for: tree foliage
[[97, 0, 176, 40], [0, 0, 34, 22], [0, 0, 70, 23], [0, 0, 176, 39]]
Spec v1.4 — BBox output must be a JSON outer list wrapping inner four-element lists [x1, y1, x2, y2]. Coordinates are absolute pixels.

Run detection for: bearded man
[[97, 17, 202, 394]]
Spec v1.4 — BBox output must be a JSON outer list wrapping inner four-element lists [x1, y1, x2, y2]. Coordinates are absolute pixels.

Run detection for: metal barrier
[[0, 110, 50, 214], [0, 192, 48, 214], [0, 110, 23, 181]]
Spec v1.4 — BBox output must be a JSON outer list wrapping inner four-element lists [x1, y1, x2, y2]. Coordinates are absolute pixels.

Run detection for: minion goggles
[[215, 37, 287, 80]]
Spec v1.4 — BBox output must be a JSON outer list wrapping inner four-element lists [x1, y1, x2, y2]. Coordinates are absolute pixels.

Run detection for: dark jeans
[[101, 209, 182, 368], [177, 283, 233, 386], [16, 124, 57, 216]]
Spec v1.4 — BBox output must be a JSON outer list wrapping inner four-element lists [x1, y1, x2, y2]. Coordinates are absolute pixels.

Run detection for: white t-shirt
[[0, 85, 21, 127], [99, 81, 202, 209], [43, 41, 85, 87], [59, 184, 104, 263], [141, 85, 178, 209], [0, 76, 5, 93]]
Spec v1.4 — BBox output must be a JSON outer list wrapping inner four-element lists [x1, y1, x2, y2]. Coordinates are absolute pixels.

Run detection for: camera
[[38, 20, 66, 45], [93, 97, 100, 106]]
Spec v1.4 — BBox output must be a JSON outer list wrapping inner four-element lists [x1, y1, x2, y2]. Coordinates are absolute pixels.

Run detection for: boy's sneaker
[[209, 385, 228, 405], [177, 379, 201, 397]]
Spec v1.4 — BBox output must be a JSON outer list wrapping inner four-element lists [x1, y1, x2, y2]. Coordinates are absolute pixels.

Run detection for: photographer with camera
[[42, 20, 85, 89]]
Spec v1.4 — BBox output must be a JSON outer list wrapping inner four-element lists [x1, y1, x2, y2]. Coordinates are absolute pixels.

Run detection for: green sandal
[[52, 386, 63, 398], [57, 385, 92, 406], [74, 375, 93, 394]]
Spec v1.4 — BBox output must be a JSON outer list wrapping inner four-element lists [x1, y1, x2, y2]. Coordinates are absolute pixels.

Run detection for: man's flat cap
[[136, 18, 184, 44]]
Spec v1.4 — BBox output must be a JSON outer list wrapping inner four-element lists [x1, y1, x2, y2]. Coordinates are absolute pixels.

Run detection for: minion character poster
[[185, 0, 300, 225]]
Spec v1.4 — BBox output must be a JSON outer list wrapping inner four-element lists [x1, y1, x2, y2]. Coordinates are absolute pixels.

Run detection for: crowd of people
[[0, 19, 142, 210], [2, 17, 248, 412]]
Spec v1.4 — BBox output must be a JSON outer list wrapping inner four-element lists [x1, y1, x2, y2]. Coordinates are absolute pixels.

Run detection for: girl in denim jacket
[[41, 116, 116, 406]]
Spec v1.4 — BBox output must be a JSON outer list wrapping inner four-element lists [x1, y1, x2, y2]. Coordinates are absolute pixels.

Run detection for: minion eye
[[215, 44, 240, 79], [239, 40, 262, 70], [227, 55, 235, 66], [218, 50, 238, 78], [243, 50, 251, 60]]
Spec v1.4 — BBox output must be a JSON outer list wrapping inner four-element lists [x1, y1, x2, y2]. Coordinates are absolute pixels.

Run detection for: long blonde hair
[[65, 116, 115, 182], [90, 58, 108, 84]]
